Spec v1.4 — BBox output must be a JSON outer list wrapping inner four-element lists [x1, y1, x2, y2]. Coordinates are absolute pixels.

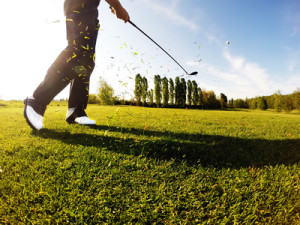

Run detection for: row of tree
[[91, 77, 299, 113], [134, 74, 228, 109], [229, 89, 300, 112]]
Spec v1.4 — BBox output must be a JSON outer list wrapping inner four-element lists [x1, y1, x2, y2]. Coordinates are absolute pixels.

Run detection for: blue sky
[[0, 0, 299, 100]]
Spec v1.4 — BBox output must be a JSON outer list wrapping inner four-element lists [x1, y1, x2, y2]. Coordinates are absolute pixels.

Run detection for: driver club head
[[189, 71, 198, 76]]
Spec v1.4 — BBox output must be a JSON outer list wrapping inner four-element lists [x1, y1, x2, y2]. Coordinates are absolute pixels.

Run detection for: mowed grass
[[0, 101, 299, 224]]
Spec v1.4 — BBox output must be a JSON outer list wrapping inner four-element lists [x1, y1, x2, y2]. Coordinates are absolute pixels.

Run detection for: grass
[[0, 101, 299, 224]]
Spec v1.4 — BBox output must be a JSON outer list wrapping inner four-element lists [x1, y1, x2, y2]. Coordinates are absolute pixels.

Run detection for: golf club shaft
[[129, 20, 189, 75]]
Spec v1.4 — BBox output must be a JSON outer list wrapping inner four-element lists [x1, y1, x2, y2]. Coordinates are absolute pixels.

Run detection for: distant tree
[[180, 78, 187, 107], [148, 89, 154, 107], [245, 98, 250, 108], [141, 76, 148, 106], [198, 88, 204, 108], [206, 91, 220, 109], [88, 94, 100, 104], [97, 78, 116, 105], [201, 90, 208, 108], [169, 78, 175, 105], [257, 97, 267, 110], [191, 81, 199, 106], [234, 99, 248, 108], [274, 90, 283, 112], [187, 80, 192, 106], [228, 98, 234, 108], [134, 74, 142, 106], [250, 98, 258, 109], [292, 88, 300, 111], [175, 76, 180, 106], [162, 77, 169, 107], [265, 95, 275, 109], [220, 93, 228, 109], [154, 75, 162, 108], [282, 96, 294, 113]]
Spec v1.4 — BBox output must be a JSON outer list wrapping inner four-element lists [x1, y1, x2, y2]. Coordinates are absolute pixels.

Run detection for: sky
[[0, 0, 299, 101]]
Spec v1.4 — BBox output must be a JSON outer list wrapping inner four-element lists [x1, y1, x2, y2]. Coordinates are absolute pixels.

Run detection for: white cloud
[[186, 50, 299, 99], [139, 0, 199, 32], [223, 51, 274, 95]]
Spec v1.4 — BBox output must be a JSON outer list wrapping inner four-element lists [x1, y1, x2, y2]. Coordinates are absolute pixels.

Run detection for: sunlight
[[0, 0, 66, 100]]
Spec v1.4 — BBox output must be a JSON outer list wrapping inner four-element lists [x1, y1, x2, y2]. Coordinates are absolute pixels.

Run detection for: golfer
[[24, 0, 130, 130]]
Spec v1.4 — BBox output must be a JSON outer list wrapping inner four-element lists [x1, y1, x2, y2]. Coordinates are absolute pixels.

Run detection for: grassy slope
[[0, 102, 299, 224]]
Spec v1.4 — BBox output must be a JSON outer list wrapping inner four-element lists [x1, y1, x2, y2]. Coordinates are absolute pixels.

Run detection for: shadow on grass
[[33, 125, 300, 168]]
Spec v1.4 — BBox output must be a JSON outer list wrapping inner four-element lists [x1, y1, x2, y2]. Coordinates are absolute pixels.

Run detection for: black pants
[[33, 0, 100, 109]]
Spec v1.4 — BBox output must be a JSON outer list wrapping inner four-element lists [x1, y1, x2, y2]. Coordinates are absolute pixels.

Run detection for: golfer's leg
[[33, 47, 76, 106], [68, 64, 93, 109], [68, 20, 99, 109]]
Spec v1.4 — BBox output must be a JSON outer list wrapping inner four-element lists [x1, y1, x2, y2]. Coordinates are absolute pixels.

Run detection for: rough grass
[[0, 102, 299, 224]]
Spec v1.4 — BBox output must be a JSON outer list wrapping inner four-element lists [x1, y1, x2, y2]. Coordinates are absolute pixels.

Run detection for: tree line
[[229, 89, 300, 112], [134, 74, 228, 109], [91, 76, 299, 113]]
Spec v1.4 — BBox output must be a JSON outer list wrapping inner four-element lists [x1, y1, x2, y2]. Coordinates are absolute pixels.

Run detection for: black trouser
[[33, 0, 100, 109]]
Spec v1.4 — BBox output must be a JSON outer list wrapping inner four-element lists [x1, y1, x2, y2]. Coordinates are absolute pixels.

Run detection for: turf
[[0, 101, 299, 224]]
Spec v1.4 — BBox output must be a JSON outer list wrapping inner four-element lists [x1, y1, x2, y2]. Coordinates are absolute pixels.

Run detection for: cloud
[[139, 0, 199, 32], [186, 50, 299, 99], [223, 51, 271, 92]]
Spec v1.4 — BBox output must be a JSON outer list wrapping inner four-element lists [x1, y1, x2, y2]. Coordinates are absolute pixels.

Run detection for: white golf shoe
[[24, 97, 46, 130]]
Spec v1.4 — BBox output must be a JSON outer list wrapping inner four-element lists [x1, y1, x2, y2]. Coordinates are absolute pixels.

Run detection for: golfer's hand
[[110, 5, 130, 23]]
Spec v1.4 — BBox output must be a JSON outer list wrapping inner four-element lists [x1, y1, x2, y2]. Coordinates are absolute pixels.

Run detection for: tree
[[292, 88, 300, 111], [191, 81, 199, 106], [154, 75, 162, 108], [234, 99, 247, 108], [88, 94, 100, 104], [175, 76, 180, 106], [141, 76, 148, 106], [169, 78, 175, 105], [134, 74, 142, 106], [274, 90, 283, 112], [257, 97, 267, 110], [228, 98, 234, 108], [250, 98, 258, 109], [282, 96, 294, 113], [201, 90, 208, 108], [220, 93, 228, 109], [148, 89, 154, 107], [187, 80, 192, 106], [180, 78, 187, 107], [198, 88, 204, 108], [162, 77, 169, 107], [206, 91, 220, 109], [97, 78, 116, 105]]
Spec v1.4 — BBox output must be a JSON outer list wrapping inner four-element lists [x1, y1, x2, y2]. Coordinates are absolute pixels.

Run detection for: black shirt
[[64, 0, 101, 16]]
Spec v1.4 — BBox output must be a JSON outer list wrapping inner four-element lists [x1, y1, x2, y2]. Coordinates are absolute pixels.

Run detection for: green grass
[[0, 102, 299, 224]]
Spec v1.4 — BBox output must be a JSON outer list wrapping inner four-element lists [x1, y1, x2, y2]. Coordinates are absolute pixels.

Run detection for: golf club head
[[189, 71, 198, 76]]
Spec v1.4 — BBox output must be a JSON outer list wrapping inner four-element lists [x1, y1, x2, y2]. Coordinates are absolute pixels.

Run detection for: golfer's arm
[[105, 0, 130, 22], [105, 0, 123, 10]]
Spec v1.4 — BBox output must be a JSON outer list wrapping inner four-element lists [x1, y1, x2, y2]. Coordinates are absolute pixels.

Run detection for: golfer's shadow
[[34, 126, 300, 168]]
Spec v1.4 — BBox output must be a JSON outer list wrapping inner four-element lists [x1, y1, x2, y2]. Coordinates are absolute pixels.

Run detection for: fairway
[[0, 102, 299, 224]]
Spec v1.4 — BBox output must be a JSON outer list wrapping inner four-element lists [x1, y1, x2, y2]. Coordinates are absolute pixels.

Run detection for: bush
[[97, 78, 117, 105], [88, 94, 100, 104]]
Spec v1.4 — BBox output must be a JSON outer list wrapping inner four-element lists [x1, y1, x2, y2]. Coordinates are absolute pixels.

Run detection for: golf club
[[129, 20, 198, 76]]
